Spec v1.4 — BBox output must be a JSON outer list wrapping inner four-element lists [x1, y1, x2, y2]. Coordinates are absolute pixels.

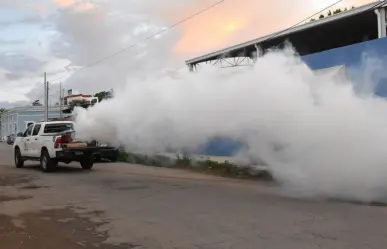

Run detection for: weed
[[117, 150, 272, 181]]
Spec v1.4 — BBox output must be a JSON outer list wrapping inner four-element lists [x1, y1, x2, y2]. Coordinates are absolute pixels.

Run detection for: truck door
[[20, 125, 34, 157], [30, 123, 42, 157]]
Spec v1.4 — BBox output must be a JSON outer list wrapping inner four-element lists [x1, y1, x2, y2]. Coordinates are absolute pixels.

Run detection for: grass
[[117, 150, 273, 181]]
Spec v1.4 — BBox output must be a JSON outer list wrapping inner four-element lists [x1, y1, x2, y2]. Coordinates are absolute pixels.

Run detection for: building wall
[[1, 109, 62, 140], [1, 114, 17, 139], [16, 110, 62, 133], [202, 37, 387, 156]]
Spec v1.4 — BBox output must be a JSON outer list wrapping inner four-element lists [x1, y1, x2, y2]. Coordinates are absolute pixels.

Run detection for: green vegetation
[[309, 6, 355, 22], [117, 150, 273, 181], [69, 99, 88, 108], [94, 91, 109, 102], [32, 100, 42, 106], [117, 151, 172, 167]]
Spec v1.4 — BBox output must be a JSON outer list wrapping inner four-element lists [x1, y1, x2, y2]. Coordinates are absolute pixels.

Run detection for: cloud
[[0, 0, 375, 106], [4, 73, 24, 81], [0, 100, 29, 109], [49, 0, 334, 96], [42, 0, 326, 96], [0, 14, 44, 29], [0, 39, 25, 45], [0, 53, 46, 74], [46, 0, 180, 94], [52, 0, 76, 8], [0, 53, 46, 103], [51, 0, 94, 11], [25, 3, 48, 13]]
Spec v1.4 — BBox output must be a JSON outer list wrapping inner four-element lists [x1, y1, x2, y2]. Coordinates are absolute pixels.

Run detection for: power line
[[49, 0, 225, 83]]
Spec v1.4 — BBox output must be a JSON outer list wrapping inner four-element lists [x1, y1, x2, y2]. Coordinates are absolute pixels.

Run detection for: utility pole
[[44, 72, 48, 122], [47, 81, 49, 121], [59, 82, 62, 119]]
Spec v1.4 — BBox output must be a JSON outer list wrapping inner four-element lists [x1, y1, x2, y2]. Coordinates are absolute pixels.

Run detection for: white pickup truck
[[13, 121, 102, 172]]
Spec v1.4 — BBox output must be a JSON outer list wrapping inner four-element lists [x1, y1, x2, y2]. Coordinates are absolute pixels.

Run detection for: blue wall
[[302, 37, 387, 70], [202, 37, 387, 156], [302, 37, 387, 96]]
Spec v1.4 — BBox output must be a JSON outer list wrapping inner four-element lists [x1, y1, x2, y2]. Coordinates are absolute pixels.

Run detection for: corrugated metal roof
[[186, 0, 386, 65]]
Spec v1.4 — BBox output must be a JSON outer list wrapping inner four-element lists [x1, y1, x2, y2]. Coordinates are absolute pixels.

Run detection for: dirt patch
[[328, 198, 387, 207], [0, 195, 32, 203], [0, 207, 140, 249], [0, 175, 35, 187], [19, 184, 49, 190]]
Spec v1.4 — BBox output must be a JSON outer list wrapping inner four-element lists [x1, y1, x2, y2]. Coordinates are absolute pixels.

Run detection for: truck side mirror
[[17, 132, 23, 137]]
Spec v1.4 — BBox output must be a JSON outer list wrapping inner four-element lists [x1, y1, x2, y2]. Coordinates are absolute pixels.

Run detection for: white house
[[62, 94, 98, 105]]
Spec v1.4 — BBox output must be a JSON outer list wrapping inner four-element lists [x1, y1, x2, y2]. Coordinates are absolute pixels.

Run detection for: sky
[[0, 0, 374, 108]]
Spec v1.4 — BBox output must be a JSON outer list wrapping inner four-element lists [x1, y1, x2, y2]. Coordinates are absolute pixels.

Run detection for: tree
[[94, 91, 108, 102], [69, 99, 88, 109], [309, 6, 355, 23], [32, 100, 42, 106]]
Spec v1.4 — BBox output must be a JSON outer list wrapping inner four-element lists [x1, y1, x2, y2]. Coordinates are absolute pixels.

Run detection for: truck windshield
[[44, 123, 74, 134]]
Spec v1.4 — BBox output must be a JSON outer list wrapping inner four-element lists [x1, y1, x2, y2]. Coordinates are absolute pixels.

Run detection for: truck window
[[43, 123, 73, 134], [23, 125, 33, 137], [32, 124, 42, 136]]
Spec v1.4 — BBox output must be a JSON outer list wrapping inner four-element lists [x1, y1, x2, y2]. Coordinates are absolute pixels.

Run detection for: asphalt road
[[1, 143, 387, 249]]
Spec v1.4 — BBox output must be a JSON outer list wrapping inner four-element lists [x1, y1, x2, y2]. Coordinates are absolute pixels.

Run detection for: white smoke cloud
[[74, 46, 387, 203]]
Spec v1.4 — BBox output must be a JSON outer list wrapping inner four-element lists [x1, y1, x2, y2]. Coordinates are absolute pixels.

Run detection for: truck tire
[[14, 148, 24, 168], [80, 154, 94, 170], [40, 149, 55, 172]]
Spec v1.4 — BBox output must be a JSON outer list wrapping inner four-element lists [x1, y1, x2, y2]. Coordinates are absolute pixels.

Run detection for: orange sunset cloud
[[51, 0, 94, 11]]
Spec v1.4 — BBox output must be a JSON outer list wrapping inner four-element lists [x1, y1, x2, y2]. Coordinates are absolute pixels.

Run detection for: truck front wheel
[[80, 154, 94, 170], [14, 148, 24, 168]]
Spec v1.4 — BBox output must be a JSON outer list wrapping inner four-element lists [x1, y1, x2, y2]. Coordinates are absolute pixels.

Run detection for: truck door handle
[[34, 138, 38, 140], [26, 139, 29, 141]]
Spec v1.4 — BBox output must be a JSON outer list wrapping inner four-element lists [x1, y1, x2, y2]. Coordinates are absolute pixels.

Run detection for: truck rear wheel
[[80, 154, 94, 170], [40, 149, 55, 172], [14, 148, 24, 168]]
